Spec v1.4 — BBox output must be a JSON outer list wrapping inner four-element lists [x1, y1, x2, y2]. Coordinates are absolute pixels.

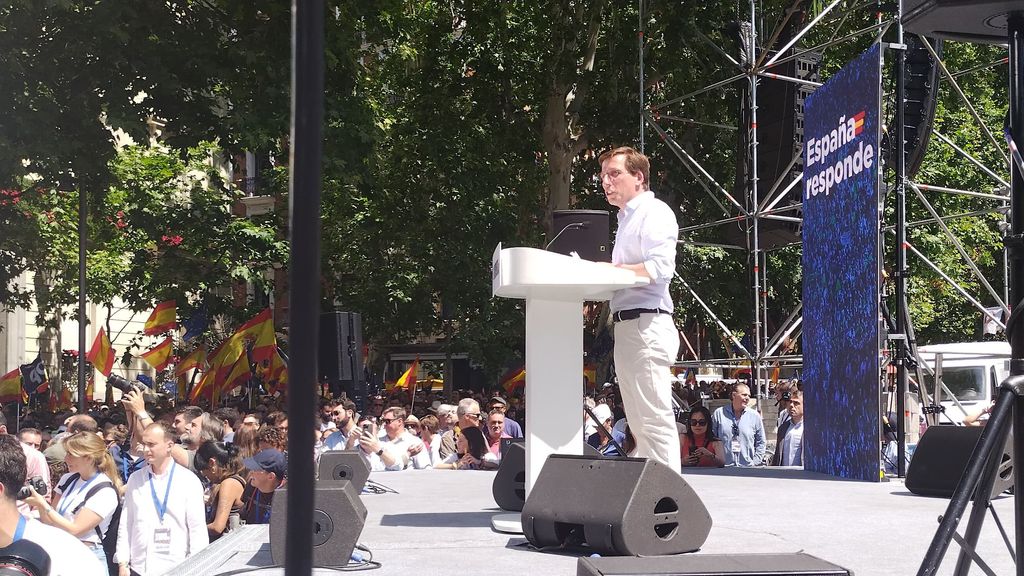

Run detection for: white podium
[[491, 244, 647, 497]]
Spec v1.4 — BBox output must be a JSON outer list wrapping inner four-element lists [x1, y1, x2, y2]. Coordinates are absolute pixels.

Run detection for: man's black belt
[[613, 308, 672, 322]]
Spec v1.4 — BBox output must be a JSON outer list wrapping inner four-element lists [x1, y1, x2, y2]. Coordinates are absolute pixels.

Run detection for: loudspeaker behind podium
[[318, 450, 371, 492], [270, 480, 366, 566], [493, 441, 609, 512], [905, 424, 1013, 498], [548, 210, 610, 262], [523, 455, 712, 556]]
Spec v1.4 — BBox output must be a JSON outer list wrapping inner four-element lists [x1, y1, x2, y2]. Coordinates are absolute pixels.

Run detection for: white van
[[917, 341, 1010, 424]]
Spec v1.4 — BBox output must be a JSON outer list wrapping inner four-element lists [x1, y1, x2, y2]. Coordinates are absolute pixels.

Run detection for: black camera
[[0, 539, 50, 576], [108, 374, 161, 404], [16, 476, 47, 500]]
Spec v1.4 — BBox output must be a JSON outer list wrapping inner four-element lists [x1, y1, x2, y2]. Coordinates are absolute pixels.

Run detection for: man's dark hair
[[214, 407, 242, 431], [67, 414, 98, 434], [0, 435, 27, 501], [265, 411, 287, 427], [176, 405, 204, 422], [17, 428, 41, 439]]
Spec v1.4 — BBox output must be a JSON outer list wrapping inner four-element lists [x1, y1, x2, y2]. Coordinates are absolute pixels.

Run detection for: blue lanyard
[[148, 462, 176, 524], [12, 516, 25, 543], [56, 474, 99, 517]]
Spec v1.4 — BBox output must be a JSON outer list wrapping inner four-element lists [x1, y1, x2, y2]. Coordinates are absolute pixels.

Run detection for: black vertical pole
[[893, 2, 908, 478], [78, 188, 87, 413], [1008, 13, 1024, 576], [287, 1, 324, 574]]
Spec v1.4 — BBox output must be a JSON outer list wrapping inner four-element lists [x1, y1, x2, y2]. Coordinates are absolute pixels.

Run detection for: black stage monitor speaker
[[548, 210, 611, 262], [493, 441, 620, 512], [905, 424, 1013, 498], [270, 480, 367, 566], [494, 441, 527, 512], [522, 455, 712, 556], [318, 450, 371, 493], [903, 0, 1019, 44], [577, 552, 851, 576]]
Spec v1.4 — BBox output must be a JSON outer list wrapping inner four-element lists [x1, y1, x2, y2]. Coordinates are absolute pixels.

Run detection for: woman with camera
[[24, 431, 124, 567], [680, 406, 725, 468], [194, 441, 246, 541]]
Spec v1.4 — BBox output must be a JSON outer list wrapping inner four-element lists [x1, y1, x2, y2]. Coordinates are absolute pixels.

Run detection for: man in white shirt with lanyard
[[0, 434, 105, 575], [115, 421, 208, 576], [601, 146, 682, 472]]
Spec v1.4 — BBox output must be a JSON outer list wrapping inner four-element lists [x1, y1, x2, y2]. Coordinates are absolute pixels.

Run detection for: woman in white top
[[25, 431, 123, 567]]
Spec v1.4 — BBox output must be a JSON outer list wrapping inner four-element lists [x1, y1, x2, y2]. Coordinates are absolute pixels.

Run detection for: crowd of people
[[0, 374, 807, 576]]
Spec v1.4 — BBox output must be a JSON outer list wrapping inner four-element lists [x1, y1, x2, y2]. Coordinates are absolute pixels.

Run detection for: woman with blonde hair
[[24, 431, 123, 566]]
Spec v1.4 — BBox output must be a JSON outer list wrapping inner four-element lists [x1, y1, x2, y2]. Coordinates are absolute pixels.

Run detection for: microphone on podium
[[544, 222, 588, 251]]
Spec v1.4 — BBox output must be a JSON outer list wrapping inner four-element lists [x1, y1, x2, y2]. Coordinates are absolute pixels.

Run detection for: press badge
[[731, 437, 741, 454], [153, 528, 172, 555]]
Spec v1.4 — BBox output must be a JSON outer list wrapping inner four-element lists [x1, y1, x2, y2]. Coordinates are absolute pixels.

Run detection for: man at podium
[[599, 146, 681, 472]]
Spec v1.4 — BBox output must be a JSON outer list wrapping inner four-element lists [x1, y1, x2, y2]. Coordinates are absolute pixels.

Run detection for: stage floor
[[178, 466, 1017, 575]]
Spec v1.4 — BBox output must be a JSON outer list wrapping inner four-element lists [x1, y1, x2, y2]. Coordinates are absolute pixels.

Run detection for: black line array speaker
[[269, 480, 367, 566], [548, 210, 611, 262], [576, 553, 852, 575], [319, 312, 366, 406], [318, 450, 371, 493], [522, 455, 712, 556], [905, 424, 1014, 498], [493, 442, 610, 512]]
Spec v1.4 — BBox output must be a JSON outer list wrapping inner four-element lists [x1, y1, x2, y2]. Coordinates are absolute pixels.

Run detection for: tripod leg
[[917, 380, 1018, 576]]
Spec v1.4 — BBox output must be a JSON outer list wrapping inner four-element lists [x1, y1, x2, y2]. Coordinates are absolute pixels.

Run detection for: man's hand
[[118, 564, 130, 576], [358, 433, 380, 455], [121, 389, 145, 415], [407, 441, 424, 456]]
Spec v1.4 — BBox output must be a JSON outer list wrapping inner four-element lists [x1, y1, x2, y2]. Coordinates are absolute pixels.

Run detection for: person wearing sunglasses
[[681, 406, 724, 467], [711, 382, 766, 467], [357, 407, 430, 471], [322, 399, 359, 452]]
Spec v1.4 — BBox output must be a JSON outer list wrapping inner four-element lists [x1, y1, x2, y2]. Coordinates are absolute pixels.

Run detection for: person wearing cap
[[601, 146, 681, 472], [115, 421, 208, 576], [240, 448, 287, 525], [586, 403, 627, 457], [487, 396, 523, 438]]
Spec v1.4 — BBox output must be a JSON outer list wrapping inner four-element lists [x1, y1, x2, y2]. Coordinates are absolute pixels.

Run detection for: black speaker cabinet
[[522, 455, 712, 556], [906, 424, 1013, 498], [270, 480, 367, 566], [548, 210, 611, 262], [493, 441, 527, 511], [318, 450, 371, 493], [577, 553, 852, 575], [903, 0, 1020, 44], [318, 312, 363, 383]]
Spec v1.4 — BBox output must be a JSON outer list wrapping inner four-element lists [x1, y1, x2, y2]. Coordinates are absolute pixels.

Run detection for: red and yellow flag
[[266, 351, 288, 395], [144, 300, 177, 336], [221, 355, 251, 395], [233, 308, 276, 363], [86, 328, 116, 377], [190, 335, 244, 403], [140, 338, 174, 371], [500, 366, 526, 394], [392, 358, 418, 390], [174, 348, 207, 377], [0, 368, 26, 404]]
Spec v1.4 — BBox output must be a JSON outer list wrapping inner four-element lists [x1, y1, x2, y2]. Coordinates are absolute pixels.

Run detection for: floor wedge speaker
[[318, 450, 371, 493], [905, 424, 1013, 498], [522, 455, 712, 556], [493, 441, 527, 511], [577, 552, 851, 575], [270, 480, 367, 566]]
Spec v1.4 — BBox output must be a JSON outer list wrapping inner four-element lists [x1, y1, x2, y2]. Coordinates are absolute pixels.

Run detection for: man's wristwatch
[[137, 410, 151, 421], [376, 448, 384, 456]]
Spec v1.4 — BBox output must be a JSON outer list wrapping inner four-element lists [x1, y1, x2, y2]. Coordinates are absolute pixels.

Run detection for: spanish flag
[[144, 300, 177, 336], [393, 358, 418, 390], [174, 348, 207, 377], [499, 366, 526, 394], [141, 337, 174, 371], [221, 355, 251, 396], [190, 335, 245, 403], [86, 328, 116, 377], [266, 351, 288, 395], [233, 308, 276, 363], [0, 368, 26, 404]]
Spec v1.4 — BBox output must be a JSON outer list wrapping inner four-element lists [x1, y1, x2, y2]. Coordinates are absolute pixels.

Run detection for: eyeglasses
[[380, 418, 398, 425], [689, 419, 707, 426], [332, 410, 345, 416], [465, 413, 481, 420], [405, 424, 420, 430]]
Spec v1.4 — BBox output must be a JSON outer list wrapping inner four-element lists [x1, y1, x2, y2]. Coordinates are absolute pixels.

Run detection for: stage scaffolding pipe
[[674, 271, 753, 361], [932, 130, 1011, 188], [647, 115, 746, 212], [909, 182, 1010, 314], [913, 182, 1007, 201], [905, 241, 1006, 329]]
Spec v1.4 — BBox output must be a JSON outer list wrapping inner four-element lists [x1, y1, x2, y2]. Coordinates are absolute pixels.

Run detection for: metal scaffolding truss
[[642, 0, 1012, 404]]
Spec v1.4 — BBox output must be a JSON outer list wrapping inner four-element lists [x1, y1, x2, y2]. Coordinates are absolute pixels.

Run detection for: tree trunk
[[32, 270, 60, 386]]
